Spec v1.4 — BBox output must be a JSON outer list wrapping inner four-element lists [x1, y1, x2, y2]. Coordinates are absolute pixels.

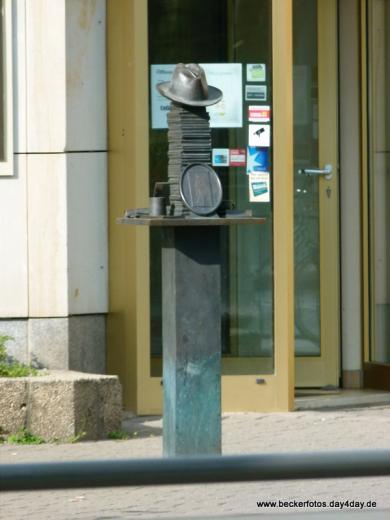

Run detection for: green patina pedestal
[[118, 215, 264, 456]]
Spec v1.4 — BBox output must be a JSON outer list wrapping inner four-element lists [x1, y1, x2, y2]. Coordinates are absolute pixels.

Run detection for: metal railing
[[1, 449, 390, 492]]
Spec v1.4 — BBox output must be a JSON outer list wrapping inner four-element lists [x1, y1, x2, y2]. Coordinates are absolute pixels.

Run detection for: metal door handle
[[298, 164, 332, 180]]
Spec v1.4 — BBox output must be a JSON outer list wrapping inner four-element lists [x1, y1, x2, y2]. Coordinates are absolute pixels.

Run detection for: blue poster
[[246, 146, 269, 174]]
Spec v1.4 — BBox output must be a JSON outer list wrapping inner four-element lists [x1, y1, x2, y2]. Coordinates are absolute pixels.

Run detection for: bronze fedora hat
[[156, 63, 222, 107]]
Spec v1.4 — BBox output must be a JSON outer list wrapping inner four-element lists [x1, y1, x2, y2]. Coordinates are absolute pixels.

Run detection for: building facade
[[0, 0, 108, 373], [1, 0, 389, 413]]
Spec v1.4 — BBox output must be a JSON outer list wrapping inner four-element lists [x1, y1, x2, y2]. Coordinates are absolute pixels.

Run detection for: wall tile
[[65, 0, 107, 151], [28, 317, 69, 369], [67, 152, 108, 314], [68, 315, 106, 373], [25, 0, 106, 153], [0, 155, 28, 317], [0, 319, 28, 364], [27, 154, 69, 316], [26, 0, 67, 152]]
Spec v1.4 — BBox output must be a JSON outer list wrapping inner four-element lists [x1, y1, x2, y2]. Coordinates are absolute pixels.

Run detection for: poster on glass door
[[151, 63, 243, 129]]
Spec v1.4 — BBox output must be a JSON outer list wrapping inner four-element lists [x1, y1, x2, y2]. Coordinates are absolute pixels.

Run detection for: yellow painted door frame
[[107, 0, 294, 413], [295, 0, 340, 388], [361, 0, 390, 390]]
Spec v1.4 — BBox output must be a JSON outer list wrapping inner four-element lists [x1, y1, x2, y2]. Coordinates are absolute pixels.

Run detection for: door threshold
[[295, 389, 390, 411]]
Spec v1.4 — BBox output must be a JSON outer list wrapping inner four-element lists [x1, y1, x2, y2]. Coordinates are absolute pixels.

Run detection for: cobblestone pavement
[[1, 406, 390, 519]]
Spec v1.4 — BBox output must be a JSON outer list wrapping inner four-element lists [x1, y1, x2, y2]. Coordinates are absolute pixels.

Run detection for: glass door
[[144, 0, 294, 412], [293, 0, 340, 387], [148, 0, 274, 376]]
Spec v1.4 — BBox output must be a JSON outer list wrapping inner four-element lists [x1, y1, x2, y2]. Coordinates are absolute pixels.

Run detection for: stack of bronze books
[[166, 103, 212, 216]]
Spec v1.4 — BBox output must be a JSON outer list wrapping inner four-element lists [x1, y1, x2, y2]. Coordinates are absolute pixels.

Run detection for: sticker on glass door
[[248, 124, 271, 147], [248, 172, 271, 202]]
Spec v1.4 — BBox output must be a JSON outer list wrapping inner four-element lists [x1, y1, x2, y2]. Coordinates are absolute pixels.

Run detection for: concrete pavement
[[1, 405, 390, 519]]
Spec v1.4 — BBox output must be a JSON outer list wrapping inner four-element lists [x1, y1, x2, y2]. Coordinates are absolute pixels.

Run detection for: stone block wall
[[0, 371, 122, 441]]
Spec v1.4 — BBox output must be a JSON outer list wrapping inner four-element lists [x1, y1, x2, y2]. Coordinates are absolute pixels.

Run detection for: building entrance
[[107, 0, 340, 413], [147, 0, 340, 397]]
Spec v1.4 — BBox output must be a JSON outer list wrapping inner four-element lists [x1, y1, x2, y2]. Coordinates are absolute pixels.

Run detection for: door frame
[[361, 0, 390, 390], [107, 0, 295, 413], [294, 0, 340, 388]]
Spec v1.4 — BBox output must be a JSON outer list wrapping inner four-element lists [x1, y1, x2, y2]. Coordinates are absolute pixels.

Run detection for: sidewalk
[[1, 405, 390, 519]]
